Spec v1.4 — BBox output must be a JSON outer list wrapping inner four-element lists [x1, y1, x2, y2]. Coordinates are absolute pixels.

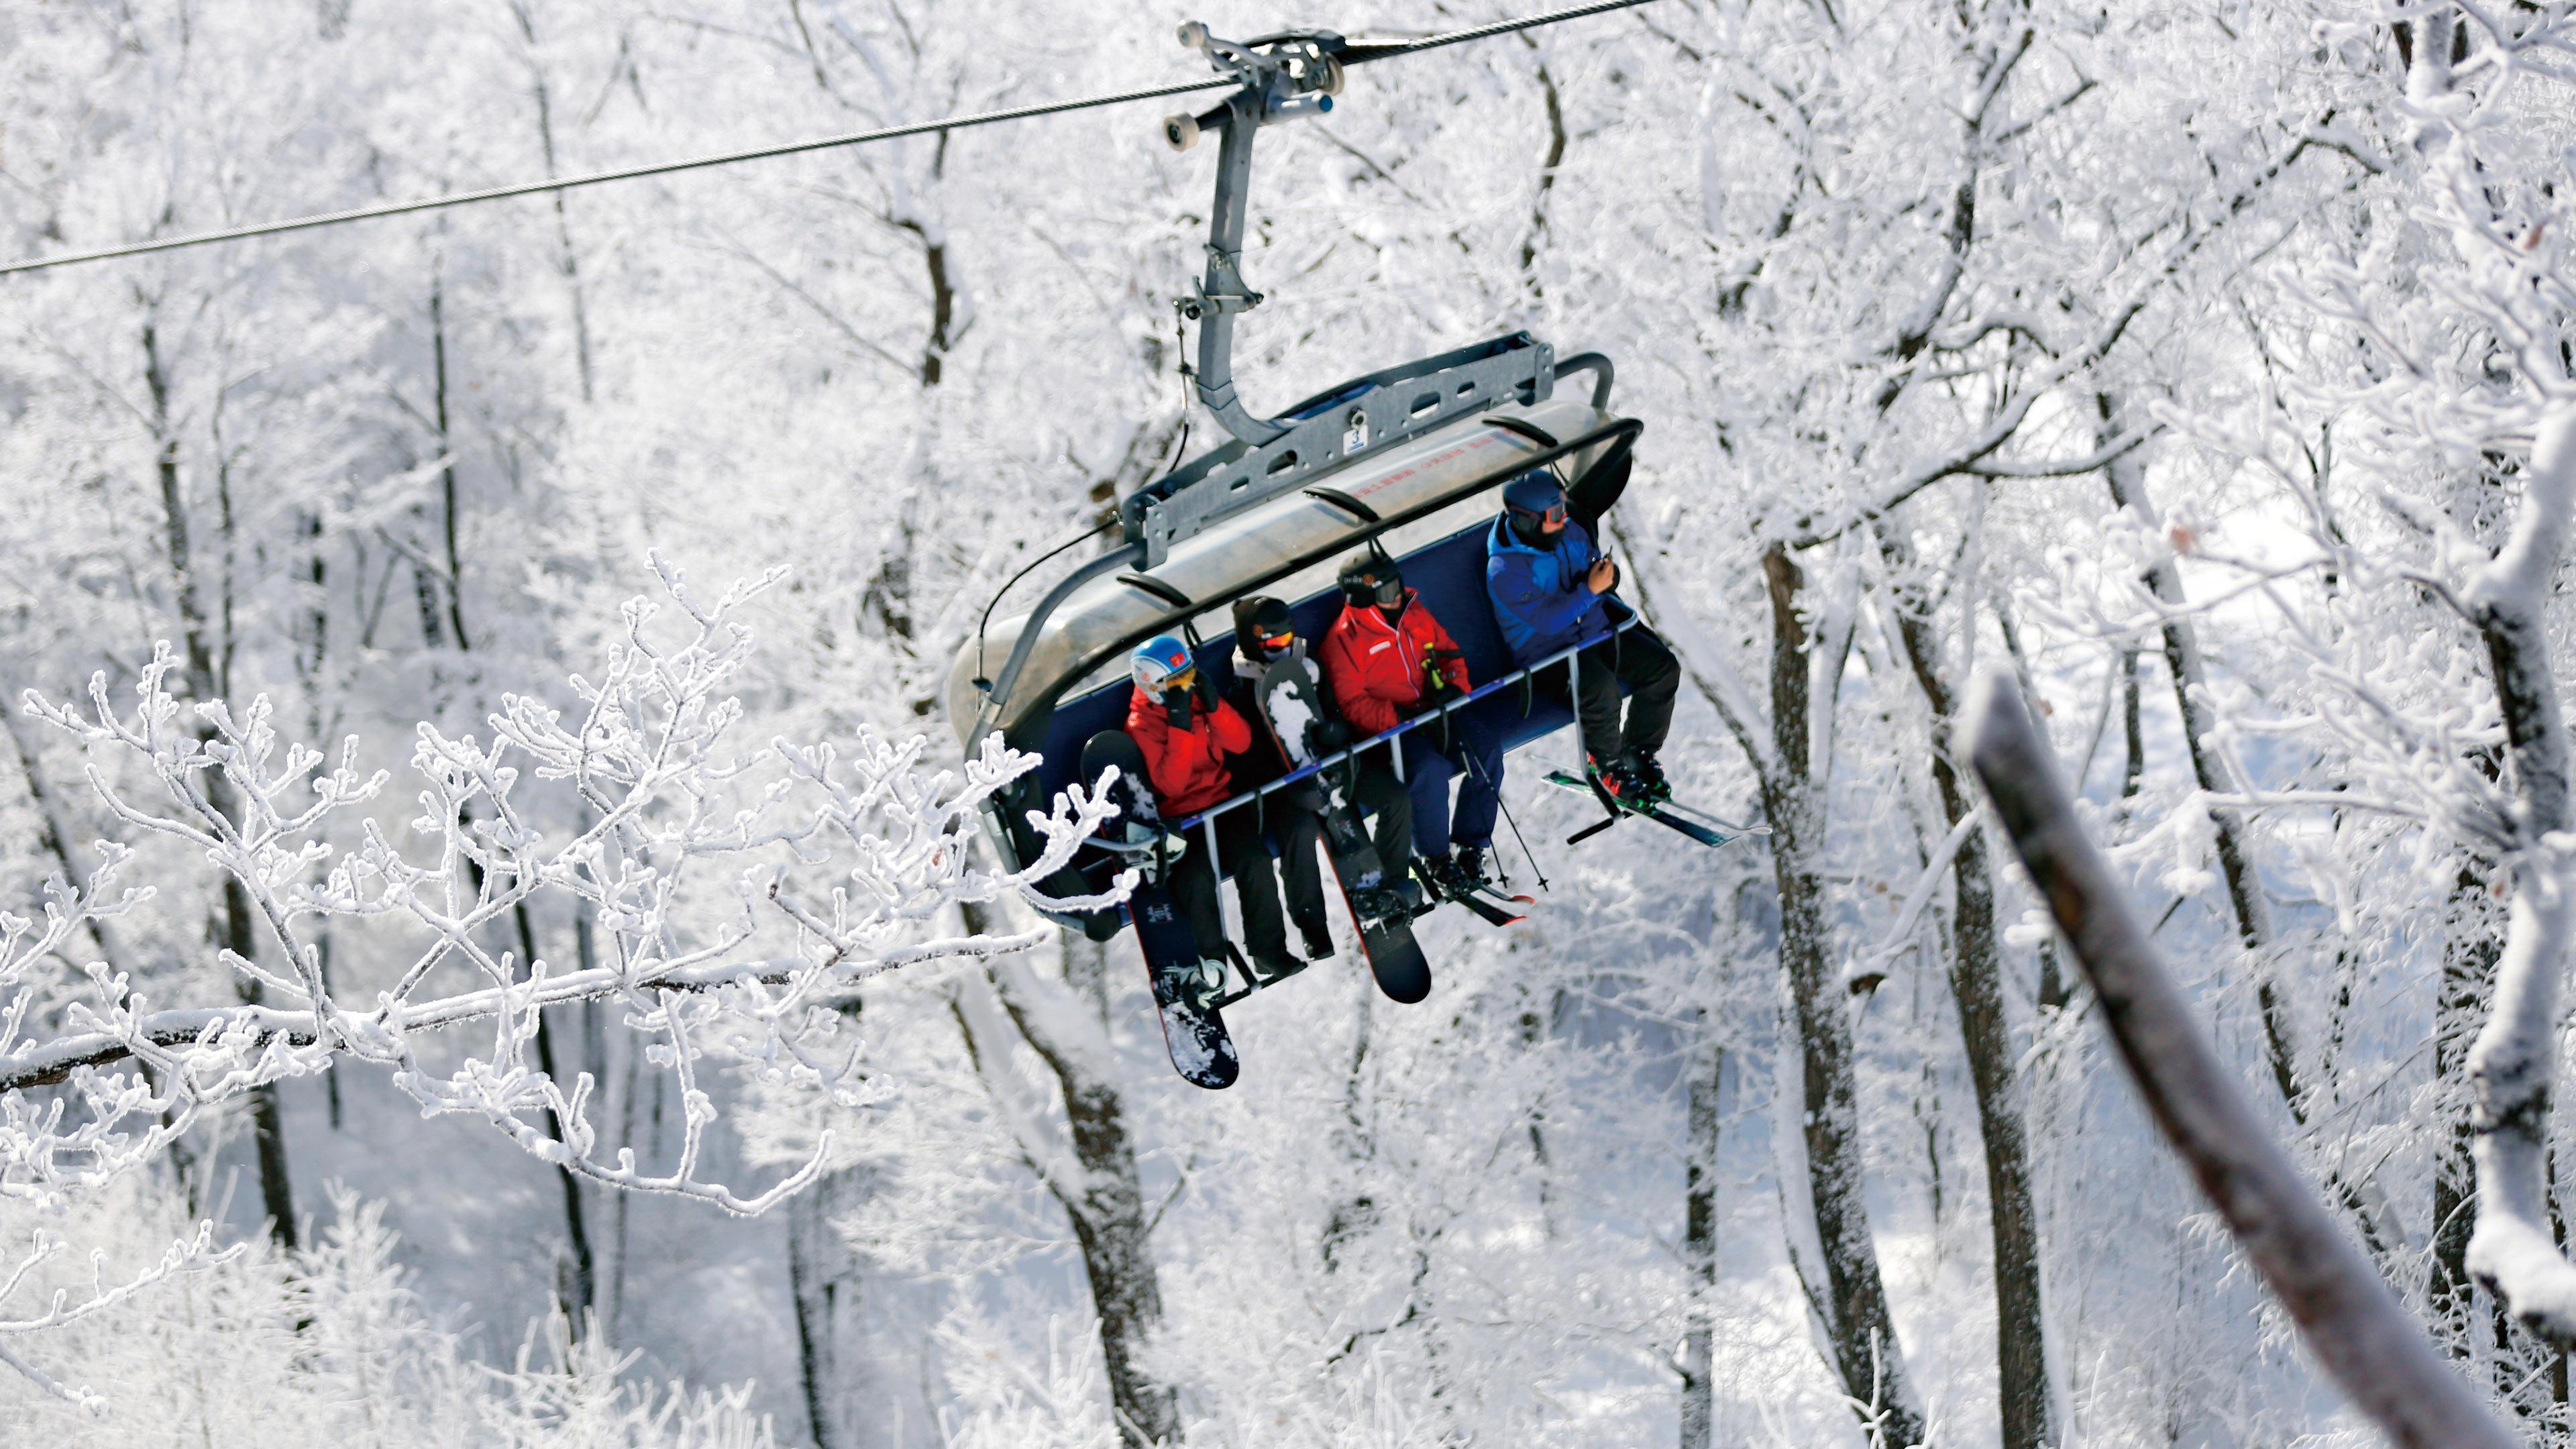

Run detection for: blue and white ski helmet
[[1131, 635, 1195, 693]]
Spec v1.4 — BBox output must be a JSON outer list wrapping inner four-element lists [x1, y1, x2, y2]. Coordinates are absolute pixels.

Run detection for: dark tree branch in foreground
[[1965, 669, 2514, 1449]]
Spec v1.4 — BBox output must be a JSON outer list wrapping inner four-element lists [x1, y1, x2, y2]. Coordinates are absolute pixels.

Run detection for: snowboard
[[1081, 731, 1240, 1089], [1544, 767, 1754, 852], [1250, 655, 1433, 1006]]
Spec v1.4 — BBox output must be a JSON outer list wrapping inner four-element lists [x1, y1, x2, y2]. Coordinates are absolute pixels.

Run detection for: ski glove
[[1421, 647, 1465, 700], [1163, 691, 1193, 732]]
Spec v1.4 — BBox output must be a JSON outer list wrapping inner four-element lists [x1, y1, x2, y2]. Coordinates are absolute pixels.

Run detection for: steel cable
[[0, 0, 1662, 277]]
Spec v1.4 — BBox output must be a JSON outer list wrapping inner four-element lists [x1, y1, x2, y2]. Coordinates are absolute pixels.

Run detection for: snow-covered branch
[[1, 563, 1119, 1218], [1966, 670, 2516, 1449]]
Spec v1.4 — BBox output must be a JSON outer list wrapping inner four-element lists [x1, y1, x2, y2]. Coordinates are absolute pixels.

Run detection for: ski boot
[[1414, 851, 1467, 902], [1589, 753, 1652, 805], [1453, 845, 1493, 894], [1629, 753, 1674, 806]]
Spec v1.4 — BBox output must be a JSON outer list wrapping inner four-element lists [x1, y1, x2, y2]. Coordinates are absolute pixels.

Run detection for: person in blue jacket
[[1485, 468, 1680, 803]]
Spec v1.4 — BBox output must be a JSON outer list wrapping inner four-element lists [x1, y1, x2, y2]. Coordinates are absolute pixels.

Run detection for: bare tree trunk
[[957, 909, 1179, 1446], [291, 503, 345, 1131], [1966, 670, 2515, 1449], [1678, 1036, 1725, 1449], [1324, 987, 1379, 1273], [2434, 862, 2498, 1349], [423, 272, 596, 1331], [513, 904, 596, 1331], [2462, 411, 2576, 1346], [510, 0, 596, 402], [1879, 537, 2052, 1449], [2119, 645, 2145, 804], [790, 1160, 868, 1449], [1759, 545, 1924, 1446], [1517, 38, 1567, 298], [2100, 397, 2299, 1112], [144, 317, 297, 1250]]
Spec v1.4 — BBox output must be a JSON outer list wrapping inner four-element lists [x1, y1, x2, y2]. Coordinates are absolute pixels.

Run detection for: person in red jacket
[[1318, 551, 1507, 899], [1124, 635, 1324, 980]]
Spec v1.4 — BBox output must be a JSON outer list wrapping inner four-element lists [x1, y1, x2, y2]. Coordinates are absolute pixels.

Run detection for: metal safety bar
[[1172, 611, 1644, 839]]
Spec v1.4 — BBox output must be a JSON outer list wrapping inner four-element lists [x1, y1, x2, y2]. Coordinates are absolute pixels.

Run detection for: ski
[[1082, 731, 1240, 1089], [1251, 655, 1433, 1005], [1415, 864, 1531, 927], [1542, 768, 1748, 851], [1446, 885, 1529, 928]]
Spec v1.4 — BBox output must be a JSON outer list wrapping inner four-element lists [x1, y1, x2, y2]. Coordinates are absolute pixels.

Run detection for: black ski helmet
[[1338, 550, 1403, 609], [1232, 596, 1297, 663]]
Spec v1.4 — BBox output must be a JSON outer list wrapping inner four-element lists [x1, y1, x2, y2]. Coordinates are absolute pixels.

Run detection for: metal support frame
[[1189, 89, 1284, 446], [1164, 24, 1344, 447], [1143, 23, 1558, 566], [970, 542, 1144, 743], [1130, 335, 1554, 565], [1044, 415, 1642, 737]]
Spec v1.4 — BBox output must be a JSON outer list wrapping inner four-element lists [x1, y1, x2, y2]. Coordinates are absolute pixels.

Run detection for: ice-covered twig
[[1843, 810, 1980, 991], [0, 1219, 241, 1409], [0, 569, 1122, 1222], [1966, 669, 2516, 1449]]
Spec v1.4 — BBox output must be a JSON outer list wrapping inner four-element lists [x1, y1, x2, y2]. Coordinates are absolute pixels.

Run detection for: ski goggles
[[1161, 664, 1199, 694], [1514, 498, 1568, 527], [1255, 629, 1295, 654]]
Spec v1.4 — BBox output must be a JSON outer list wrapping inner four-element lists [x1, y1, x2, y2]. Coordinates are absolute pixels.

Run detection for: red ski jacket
[[1125, 686, 1254, 819], [1319, 592, 1473, 739]]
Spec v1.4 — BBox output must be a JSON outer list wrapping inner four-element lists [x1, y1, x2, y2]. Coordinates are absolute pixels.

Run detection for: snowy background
[[3, 1, 2571, 1445]]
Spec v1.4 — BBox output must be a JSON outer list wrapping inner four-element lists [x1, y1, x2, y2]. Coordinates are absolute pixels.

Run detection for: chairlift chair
[[942, 22, 1653, 947]]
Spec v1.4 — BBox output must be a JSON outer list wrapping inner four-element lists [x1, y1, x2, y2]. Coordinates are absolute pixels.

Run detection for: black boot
[[1415, 851, 1465, 901], [1296, 912, 1336, 961], [1453, 845, 1491, 892]]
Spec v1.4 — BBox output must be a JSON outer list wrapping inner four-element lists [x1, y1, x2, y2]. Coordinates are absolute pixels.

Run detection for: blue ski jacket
[[1485, 513, 1611, 663]]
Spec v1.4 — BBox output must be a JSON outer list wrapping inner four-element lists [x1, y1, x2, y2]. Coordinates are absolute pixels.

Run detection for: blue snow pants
[[1395, 713, 1504, 854]]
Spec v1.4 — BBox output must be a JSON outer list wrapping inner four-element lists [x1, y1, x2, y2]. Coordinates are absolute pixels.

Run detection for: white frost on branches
[[0, 559, 1122, 1396], [0, 1222, 239, 1411], [2078, 3, 2576, 1348]]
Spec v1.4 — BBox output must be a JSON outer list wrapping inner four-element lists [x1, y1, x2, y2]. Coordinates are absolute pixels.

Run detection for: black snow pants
[[1342, 759, 1415, 881], [1543, 623, 1681, 767], [1170, 802, 1326, 967]]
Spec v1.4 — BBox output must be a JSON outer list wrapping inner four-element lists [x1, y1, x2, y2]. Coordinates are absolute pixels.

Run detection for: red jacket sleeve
[[1210, 700, 1252, 756], [1325, 626, 1404, 737], [1426, 611, 1470, 694], [1123, 692, 1197, 806]]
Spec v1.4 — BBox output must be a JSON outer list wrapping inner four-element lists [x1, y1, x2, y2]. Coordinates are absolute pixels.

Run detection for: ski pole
[[1468, 749, 1550, 894]]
